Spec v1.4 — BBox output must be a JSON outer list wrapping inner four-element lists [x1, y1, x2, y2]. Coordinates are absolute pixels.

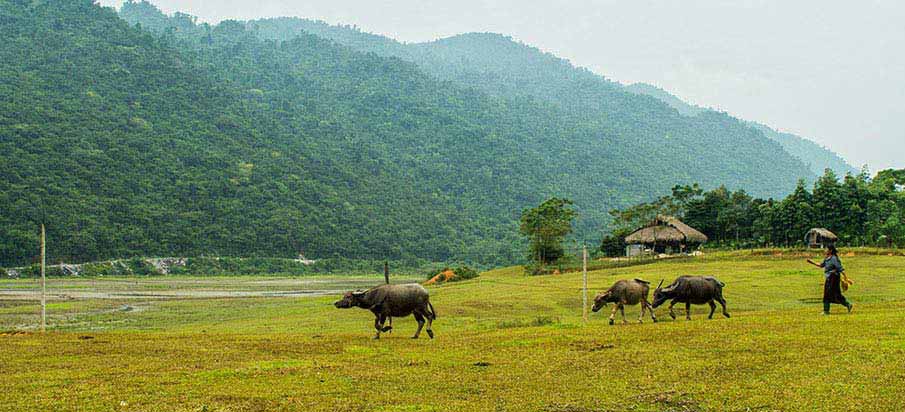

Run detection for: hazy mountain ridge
[[215, 14, 815, 196], [624, 83, 857, 177], [233, 15, 852, 178]]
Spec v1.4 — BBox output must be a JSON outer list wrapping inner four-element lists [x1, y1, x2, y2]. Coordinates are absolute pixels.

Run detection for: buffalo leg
[[619, 304, 627, 324], [373, 314, 385, 340], [717, 296, 731, 318], [685, 302, 691, 320], [644, 300, 658, 323], [425, 306, 435, 339], [638, 303, 645, 323], [668, 300, 678, 320], [609, 305, 619, 325], [708, 301, 716, 319], [412, 313, 426, 339]]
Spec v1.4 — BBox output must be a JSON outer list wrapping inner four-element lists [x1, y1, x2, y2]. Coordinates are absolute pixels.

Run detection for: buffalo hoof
[[411, 336, 419, 339], [608, 319, 615, 325], [427, 330, 434, 339], [723, 313, 731, 318], [372, 335, 380, 340], [652, 318, 658, 323], [669, 313, 676, 320], [381, 326, 393, 332], [708, 315, 714, 320]]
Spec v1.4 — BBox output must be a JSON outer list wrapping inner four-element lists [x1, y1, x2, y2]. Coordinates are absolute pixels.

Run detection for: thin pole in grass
[[582, 245, 588, 322], [384, 261, 389, 285], [40, 223, 46, 332]]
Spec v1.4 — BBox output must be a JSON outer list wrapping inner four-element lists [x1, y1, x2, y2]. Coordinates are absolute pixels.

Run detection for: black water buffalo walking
[[334, 284, 436, 339], [592, 279, 657, 325], [651, 276, 730, 320]]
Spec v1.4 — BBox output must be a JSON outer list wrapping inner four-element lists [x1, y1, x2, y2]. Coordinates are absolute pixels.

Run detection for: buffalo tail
[[428, 301, 437, 319]]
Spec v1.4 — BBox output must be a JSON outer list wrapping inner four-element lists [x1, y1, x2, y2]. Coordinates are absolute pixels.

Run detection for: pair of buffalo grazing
[[334, 283, 436, 339], [592, 276, 730, 324]]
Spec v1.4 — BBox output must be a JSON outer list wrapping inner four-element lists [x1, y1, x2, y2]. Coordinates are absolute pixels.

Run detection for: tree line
[[600, 169, 905, 256]]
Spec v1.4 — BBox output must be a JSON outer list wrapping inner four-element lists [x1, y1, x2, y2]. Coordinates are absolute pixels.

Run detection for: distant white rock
[[296, 254, 316, 265], [146, 258, 187, 275]]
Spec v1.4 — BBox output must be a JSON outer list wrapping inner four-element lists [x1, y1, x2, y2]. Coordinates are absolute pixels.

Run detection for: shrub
[[451, 266, 479, 282]]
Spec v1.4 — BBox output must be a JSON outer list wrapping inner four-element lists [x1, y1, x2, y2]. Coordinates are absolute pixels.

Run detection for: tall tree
[[520, 198, 577, 265], [812, 169, 845, 237]]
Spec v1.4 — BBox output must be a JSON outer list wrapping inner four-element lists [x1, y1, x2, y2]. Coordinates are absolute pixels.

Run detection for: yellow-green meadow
[[2, 250, 904, 411]]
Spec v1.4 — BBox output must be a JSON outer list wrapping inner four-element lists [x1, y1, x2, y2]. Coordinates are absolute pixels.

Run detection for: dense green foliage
[[1, 1, 819, 268], [423, 265, 480, 283], [606, 169, 905, 251], [624, 83, 857, 177], [3, 0, 532, 266], [519, 198, 577, 266], [450, 265, 480, 282], [599, 229, 630, 257]]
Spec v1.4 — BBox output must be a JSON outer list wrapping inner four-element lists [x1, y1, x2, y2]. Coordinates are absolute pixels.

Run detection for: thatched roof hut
[[624, 216, 707, 255], [805, 228, 837, 248]]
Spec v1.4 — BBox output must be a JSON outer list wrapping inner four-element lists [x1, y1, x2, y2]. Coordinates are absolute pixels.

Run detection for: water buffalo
[[592, 278, 657, 325], [334, 283, 436, 339], [651, 276, 730, 320]]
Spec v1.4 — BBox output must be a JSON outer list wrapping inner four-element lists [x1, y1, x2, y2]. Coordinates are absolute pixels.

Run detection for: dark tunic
[[820, 255, 847, 305]]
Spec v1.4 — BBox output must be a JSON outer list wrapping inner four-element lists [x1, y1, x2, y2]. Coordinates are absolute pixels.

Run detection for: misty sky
[[98, 0, 905, 171]]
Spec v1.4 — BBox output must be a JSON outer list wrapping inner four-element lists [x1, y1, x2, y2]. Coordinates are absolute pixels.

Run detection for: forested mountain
[[238, 20, 813, 175], [0, 0, 815, 268], [624, 83, 857, 177], [236, 17, 853, 180], [623, 83, 708, 117], [123, 8, 815, 214], [744, 122, 858, 177], [2, 0, 530, 266]]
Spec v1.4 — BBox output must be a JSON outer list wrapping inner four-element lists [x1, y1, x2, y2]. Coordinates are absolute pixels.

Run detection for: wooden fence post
[[384, 261, 390, 285], [582, 245, 588, 322], [41, 223, 46, 332]]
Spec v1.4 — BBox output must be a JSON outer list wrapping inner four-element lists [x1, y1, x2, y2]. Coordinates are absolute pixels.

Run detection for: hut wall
[[626, 244, 644, 257], [806, 231, 837, 248]]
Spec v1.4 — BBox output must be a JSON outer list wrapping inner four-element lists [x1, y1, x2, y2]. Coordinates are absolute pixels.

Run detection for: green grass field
[[2, 250, 904, 411]]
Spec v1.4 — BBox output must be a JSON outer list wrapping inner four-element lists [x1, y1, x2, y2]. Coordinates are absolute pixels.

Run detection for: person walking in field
[[807, 245, 853, 315]]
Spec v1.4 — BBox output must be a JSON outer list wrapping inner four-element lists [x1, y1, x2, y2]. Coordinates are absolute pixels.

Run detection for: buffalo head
[[334, 290, 366, 309], [591, 292, 611, 313], [651, 279, 669, 308]]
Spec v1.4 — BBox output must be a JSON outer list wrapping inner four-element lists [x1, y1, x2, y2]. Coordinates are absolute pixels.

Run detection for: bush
[[425, 265, 481, 283], [523, 263, 547, 276], [125, 257, 157, 276], [451, 266, 479, 282]]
